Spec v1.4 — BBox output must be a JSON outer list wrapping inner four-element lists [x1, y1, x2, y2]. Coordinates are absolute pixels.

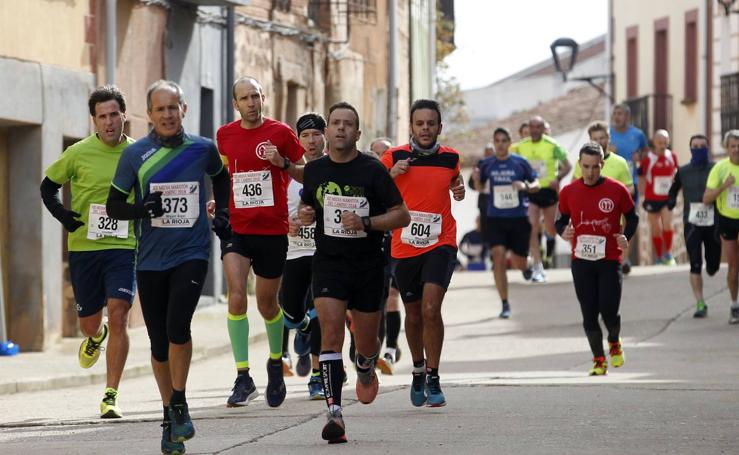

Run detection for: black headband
[[297, 114, 326, 135]]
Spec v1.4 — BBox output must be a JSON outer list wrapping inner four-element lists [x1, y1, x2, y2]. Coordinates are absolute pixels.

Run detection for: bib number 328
[[87, 203, 128, 240]]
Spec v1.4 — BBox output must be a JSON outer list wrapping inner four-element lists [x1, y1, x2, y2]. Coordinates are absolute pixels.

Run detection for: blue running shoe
[[294, 329, 311, 357], [410, 371, 426, 407], [168, 402, 195, 442], [161, 420, 186, 454], [266, 358, 286, 407], [226, 373, 258, 407], [425, 375, 446, 407], [308, 374, 325, 400]]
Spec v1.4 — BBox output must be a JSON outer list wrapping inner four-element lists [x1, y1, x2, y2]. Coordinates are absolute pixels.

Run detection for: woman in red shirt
[[639, 130, 678, 264]]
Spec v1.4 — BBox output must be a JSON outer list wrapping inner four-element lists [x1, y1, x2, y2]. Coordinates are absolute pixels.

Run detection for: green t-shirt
[[510, 135, 568, 187], [573, 152, 633, 187], [706, 157, 739, 219], [45, 134, 136, 252]]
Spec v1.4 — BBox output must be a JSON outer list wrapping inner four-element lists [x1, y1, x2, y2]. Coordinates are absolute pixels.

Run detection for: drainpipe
[[226, 6, 235, 122], [387, 0, 398, 142], [605, 0, 613, 118], [106, 0, 117, 84]]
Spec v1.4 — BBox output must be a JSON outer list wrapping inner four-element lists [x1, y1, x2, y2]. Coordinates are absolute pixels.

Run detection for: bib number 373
[[150, 182, 199, 228]]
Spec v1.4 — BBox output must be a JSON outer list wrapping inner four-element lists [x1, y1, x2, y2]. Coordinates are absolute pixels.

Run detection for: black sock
[[427, 367, 439, 377], [386, 311, 401, 349], [319, 351, 344, 411], [502, 299, 509, 306], [282, 327, 290, 355], [163, 405, 169, 422], [546, 236, 555, 258], [312, 368, 320, 375], [238, 368, 251, 377], [170, 389, 186, 405]]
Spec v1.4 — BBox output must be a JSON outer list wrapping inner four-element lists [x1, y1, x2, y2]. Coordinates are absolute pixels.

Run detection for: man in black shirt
[[299, 102, 410, 444]]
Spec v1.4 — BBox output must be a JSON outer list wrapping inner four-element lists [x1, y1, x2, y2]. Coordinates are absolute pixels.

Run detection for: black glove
[[57, 209, 84, 233], [143, 191, 164, 218], [212, 208, 232, 240], [666, 198, 676, 211]]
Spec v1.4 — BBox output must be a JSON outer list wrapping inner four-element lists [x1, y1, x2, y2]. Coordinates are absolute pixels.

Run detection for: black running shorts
[[486, 216, 531, 257], [391, 245, 457, 304], [312, 253, 385, 313], [221, 233, 288, 279]]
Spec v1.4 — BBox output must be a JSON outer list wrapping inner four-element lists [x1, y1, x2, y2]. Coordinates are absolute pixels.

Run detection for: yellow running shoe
[[100, 387, 122, 419], [609, 340, 624, 368], [78, 323, 108, 369], [588, 356, 607, 376]]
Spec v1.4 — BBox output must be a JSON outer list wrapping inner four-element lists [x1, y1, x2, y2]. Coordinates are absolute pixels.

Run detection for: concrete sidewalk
[[0, 263, 694, 396], [0, 301, 267, 395]]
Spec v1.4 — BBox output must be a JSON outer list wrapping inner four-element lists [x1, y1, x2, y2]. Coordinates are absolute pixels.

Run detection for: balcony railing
[[624, 94, 673, 137]]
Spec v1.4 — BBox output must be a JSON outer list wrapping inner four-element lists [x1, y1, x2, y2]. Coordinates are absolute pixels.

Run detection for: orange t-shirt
[[380, 144, 460, 259]]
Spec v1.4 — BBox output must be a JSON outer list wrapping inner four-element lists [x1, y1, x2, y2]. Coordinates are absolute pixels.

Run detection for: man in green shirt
[[40, 85, 135, 419]]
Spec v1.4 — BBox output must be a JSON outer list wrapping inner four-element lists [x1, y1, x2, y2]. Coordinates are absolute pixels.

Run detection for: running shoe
[[608, 340, 624, 368], [226, 373, 258, 407], [161, 420, 186, 455], [730, 305, 739, 325], [531, 270, 546, 283], [662, 253, 676, 266], [376, 352, 395, 375], [168, 402, 195, 442], [693, 300, 707, 318], [293, 329, 311, 357], [355, 366, 379, 404], [410, 371, 427, 407], [308, 374, 325, 400], [78, 323, 108, 369], [100, 387, 122, 419], [588, 356, 608, 376], [425, 375, 446, 407], [296, 353, 311, 377], [621, 260, 631, 275], [266, 358, 287, 407], [499, 302, 511, 319], [321, 409, 347, 444], [522, 268, 533, 281], [281, 353, 295, 377]]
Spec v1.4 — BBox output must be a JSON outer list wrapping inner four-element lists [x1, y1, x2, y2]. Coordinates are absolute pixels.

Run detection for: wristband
[[361, 216, 372, 231], [282, 158, 291, 170]]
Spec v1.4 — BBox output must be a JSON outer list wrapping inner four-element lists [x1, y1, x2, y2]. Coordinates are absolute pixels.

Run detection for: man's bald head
[[232, 76, 264, 100], [529, 116, 546, 141]]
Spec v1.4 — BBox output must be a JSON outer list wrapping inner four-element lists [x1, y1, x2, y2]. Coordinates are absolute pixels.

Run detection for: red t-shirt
[[380, 144, 460, 259], [216, 118, 304, 235], [639, 150, 678, 201], [559, 177, 634, 262]]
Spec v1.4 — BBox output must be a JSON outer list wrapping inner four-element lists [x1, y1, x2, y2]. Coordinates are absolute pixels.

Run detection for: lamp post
[[550, 37, 614, 104]]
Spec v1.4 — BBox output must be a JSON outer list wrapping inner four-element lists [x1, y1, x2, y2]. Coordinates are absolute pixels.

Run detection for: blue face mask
[[690, 147, 709, 166]]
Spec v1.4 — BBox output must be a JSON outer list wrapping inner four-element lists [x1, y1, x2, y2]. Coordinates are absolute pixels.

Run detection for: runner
[[298, 101, 410, 443], [610, 104, 649, 274], [518, 122, 530, 140], [369, 136, 404, 375], [556, 141, 638, 375], [573, 121, 634, 194], [703, 130, 739, 324], [468, 142, 495, 269], [216, 76, 305, 408], [511, 116, 571, 282], [282, 112, 326, 398], [667, 134, 719, 318], [106, 80, 230, 453], [381, 98, 465, 407], [472, 127, 539, 319], [639, 130, 678, 265], [40, 85, 135, 419]]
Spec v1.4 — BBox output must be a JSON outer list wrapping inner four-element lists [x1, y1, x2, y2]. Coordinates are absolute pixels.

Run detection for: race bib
[[728, 186, 739, 210], [401, 211, 442, 248], [233, 171, 274, 208], [493, 185, 519, 209], [289, 222, 316, 249], [87, 204, 128, 240], [688, 203, 714, 226], [323, 194, 369, 238], [150, 182, 199, 228], [532, 160, 547, 178], [575, 235, 606, 261], [653, 176, 673, 196]]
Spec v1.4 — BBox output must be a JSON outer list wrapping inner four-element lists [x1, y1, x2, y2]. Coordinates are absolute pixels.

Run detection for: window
[[200, 87, 214, 140], [626, 26, 638, 98], [273, 0, 290, 12], [684, 10, 698, 104], [721, 73, 739, 137]]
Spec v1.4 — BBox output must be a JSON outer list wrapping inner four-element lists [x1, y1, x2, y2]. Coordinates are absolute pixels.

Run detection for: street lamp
[[718, 0, 739, 15], [550, 37, 614, 103]]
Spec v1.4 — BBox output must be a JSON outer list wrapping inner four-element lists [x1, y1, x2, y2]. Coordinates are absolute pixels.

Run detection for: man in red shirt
[[556, 142, 638, 376], [216, 76, 305, 408], [381, 99, 465, 407], [639, 129, 678, 264]]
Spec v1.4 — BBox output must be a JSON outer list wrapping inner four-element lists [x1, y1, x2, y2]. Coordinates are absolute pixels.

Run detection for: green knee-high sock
[[265, 309, 285, 360], [228, 312, 250, 369]]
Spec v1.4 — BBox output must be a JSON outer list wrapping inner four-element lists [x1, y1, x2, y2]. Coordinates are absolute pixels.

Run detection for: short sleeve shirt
[[45, 134, 136, 252], [380, 144, 460, 259], [301, 153, 404, 265], [706, 158, 739, 219], [509, 135, 567, 188], [478, 153, 537, 218], [216, 118, 305, 235], [559, 177, 635, 262], [573, 152, 633, 187], [111, 132, 224, 271], [610, 125, 648, 165]]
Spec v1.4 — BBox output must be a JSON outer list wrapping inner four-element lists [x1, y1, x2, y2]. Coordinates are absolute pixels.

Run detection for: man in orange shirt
[[381, 99, 465, 407]]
